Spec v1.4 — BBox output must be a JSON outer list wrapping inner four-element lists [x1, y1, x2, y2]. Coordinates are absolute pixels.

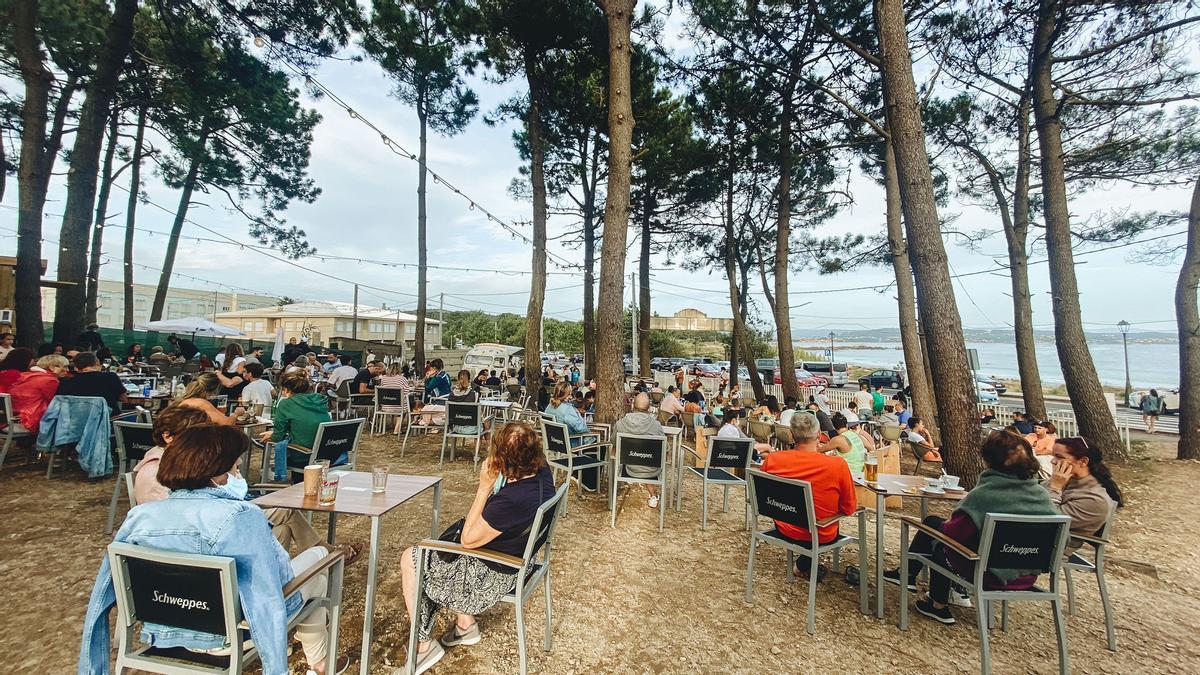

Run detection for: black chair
[[609, 433, 669, 531], [541, 419, 607, 515], [285, 418, 364, 480], [1064, 501, 1119, 651], [369, 387, 408, 436], [682, 436, 753, 530], [440, 401, 492, 469], [108, 542, 344, 674], [896, 512, 1072, 674], [746, 469, 867, 634], [107, 421, 156, 534], [408, 483, 569, 675]]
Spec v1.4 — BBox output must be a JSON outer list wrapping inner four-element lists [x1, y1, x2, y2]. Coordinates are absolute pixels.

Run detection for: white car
[[1128, 389, 1179, 415], [976, 382, 999, 403]]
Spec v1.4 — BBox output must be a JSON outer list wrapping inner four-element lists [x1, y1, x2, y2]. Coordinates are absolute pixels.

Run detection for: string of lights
[[257, 38, 580, 271]]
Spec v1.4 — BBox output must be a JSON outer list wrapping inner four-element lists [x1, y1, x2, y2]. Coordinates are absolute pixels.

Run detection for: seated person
[[980, 407, 997, 424], [173, 372, 237, 425], [146, 345, 173, 364], [8, 354, 69, 434], [56, 351, 128, 415], [894, 399, 912, 428], [762, 412, 857, 580], [778, 397, 799, 426], [448, 370, 483, 435], [614, 393, 666, 508], [683, 379, 706, 408], [1046, 436, 1122, 555], [878, 404, 900, 427], [885, 430, 1056, 624], [659, 385, 685, 417], [818, 412, 867, 473], [353, 360, 385, 395], [80, 425, 348, 675], [398, 423, 555, 672], [260, 371, 334, 472], [905, 417, 942, 462], [807, 402, 836, 437], [1026, 419, 1058, 477], [0, 347, 35, 393], [544, 381, 590, 445], [412, 399, 446, 427], [240, 362, 275, 409], [840, 401, 861, 426], [1012, 410, 1034, 435], [485, 370, 502, 387]]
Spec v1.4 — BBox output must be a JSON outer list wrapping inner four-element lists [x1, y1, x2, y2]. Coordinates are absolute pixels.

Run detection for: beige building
[[216, 300, 441, 348], [649, 308, 734, 333], [41, 280, 277, 328]]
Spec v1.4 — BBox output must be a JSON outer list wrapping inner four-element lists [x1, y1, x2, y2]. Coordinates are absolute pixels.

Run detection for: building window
[[254, 320, 264, 332], [336, 319, 353, 332], [405, 324, 416, 335]]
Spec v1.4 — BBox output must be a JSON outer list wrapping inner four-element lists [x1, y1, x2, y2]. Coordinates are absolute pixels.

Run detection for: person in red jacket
[[0, 348, 35, 393], [9, 354, 69, 434]]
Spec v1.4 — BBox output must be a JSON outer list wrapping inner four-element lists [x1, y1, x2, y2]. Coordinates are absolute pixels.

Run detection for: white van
[[464, 344, 524, 375]]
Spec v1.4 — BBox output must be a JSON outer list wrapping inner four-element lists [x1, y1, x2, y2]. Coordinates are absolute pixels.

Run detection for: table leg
[[327, 513, 338, 545], [674, 435, 684, 512], [359, 515, 382, 675], [430, 481, 442, 538], [875, 492, 886, 619]]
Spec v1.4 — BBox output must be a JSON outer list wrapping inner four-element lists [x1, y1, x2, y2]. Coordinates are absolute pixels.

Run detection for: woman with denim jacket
[[79, 425, 345, 675]]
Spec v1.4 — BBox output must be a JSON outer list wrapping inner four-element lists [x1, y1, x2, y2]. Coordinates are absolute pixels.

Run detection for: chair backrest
[[374, 387, 407, 410], [445, 401, 481, 429], [540, 418, 571, 459], [1, 392, 17, 425], [311, 418, 364, 466], [114, 421, 156, 465], [978, 513, 1072, 579], [208, 395, 229, 413], [747, 417, 774, 444], [1093, 500, 1118, 543], [335, 379, 352, 400], [108, 542, 239, 643], [774, 423, 795, 447], [880, 424, 902, 442], [614, 433, 668, 470], [706, 436, 754, 470], [519, 482, 570, 565], [747, 468, 816, 535], [125, 471, 138, 507], [650, 391, 665, 405]]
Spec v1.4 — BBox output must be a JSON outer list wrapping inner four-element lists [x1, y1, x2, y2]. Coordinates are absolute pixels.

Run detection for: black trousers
[[904, 515, 953, 604]]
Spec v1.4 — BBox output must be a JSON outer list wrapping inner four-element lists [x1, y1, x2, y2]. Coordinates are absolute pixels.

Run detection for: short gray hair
[[790, 410, 820, 442], [632, 392, 651, 412]]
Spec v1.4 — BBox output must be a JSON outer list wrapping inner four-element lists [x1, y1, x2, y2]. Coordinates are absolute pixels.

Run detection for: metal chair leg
[[899, 523, 911, 630], [1064, 567, 1076, 616], [0, 436, 11, 470], [543, 570, 553, 652], [658, 479, 665, 532], [105, 466, 124, 535], [515, 595, 528, 675], [701, 478, 709, 531], [1001, 600, 1009, 632], [1052, 598, 1070, 675], [439, 434, 448, 465], [805, 549, 819, 635], [1096, 563, 1117, 651], [745, 536, 757, 603], [786, 550, 795, 582]]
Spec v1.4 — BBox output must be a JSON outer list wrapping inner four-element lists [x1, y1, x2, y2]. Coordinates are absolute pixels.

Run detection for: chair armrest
[[287, 443, 311, 455], [816, 507, 867, 528], [416, 539, 524, 571], [282, 549, 345, 597], [1069, 532, 1109, 546], [250, 482, 291, 491], [888, 514, 980, 561]]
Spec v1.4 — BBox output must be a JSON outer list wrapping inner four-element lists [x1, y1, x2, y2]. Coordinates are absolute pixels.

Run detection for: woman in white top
[[376, 362, 413, 433]]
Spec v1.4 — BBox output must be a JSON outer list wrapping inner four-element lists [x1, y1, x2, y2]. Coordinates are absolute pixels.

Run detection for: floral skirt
[[412, 546, 518, 640]]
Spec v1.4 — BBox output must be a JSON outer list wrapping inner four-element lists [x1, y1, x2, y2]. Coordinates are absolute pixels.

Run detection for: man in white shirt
[[853, 382, 874, 418], [814, 387, 831, 415], [328, 355, 359, 388], [660, 385, 685, 416], [840, 401, 861, 425], [778, 396, 799, 426], [321, 353, 339, 374], [240, 363, 274, 409]]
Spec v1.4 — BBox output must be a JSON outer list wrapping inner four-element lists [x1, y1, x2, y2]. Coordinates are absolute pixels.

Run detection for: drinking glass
[[318, 473, 340, 505], [371, 466, 389, 493]]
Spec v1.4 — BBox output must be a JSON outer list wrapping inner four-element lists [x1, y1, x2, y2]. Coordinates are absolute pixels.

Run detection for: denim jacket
[[79, 489, 301, 675], [38, 395, 112, 477]]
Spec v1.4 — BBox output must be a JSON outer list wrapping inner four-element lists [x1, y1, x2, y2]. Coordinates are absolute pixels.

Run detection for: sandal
[[335, 542, 364, 566]]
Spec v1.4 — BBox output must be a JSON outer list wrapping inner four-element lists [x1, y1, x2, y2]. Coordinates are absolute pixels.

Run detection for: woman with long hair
[[0, 347, 36, 392], [544, 380, 589, 443], [124, 342, 143, 365], [397, 422, 555, 672], [1140, 388, 1163, 434], [173, 372, 235, 424], [1047, 436, 1123, 554], [214, 343, 247, 398]]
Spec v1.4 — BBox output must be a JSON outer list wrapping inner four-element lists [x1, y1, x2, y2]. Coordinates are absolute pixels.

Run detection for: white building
[[41, 280, 278, 328], [216, 300, 441, 348]]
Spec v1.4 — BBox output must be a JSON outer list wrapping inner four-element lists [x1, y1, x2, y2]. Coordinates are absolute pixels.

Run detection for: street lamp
[[828, 331, 836, 370], [1117, 320, 1131, 406]]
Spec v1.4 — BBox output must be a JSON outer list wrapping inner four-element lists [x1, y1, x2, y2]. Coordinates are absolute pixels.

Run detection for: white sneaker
[[948, 589, 973, 608], [648, 494, 660, 508]]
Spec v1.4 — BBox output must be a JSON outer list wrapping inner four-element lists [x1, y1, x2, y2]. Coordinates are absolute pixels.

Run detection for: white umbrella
[[271, 325, 286, 364], [136, 316, 244, 337]]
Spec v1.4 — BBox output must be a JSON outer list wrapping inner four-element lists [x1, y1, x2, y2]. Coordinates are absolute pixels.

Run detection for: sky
[[1, 5, 1191, 339]]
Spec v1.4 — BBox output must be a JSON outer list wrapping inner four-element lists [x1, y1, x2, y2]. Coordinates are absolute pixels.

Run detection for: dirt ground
[[2, 430, 1198, 674]]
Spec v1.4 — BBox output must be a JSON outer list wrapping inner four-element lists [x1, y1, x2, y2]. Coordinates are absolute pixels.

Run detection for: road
[[1000, 394, 1179, 435]]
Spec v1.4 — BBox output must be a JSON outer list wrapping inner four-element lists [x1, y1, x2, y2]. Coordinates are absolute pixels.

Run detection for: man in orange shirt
[[761, 410, 857, 580]]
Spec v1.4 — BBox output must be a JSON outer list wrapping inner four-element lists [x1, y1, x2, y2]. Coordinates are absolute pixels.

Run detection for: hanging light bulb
[[469, 202, 475, 211], [348, 109, 358, 119], [254, 36, 265, 48]]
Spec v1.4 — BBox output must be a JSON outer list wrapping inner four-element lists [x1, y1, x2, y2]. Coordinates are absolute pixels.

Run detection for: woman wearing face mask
[[80, 424, 348, 675], [1045, 436, 1123, 554]]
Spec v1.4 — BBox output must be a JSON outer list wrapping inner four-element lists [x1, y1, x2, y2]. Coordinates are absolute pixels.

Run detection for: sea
[[797, 341, 1180, 390]]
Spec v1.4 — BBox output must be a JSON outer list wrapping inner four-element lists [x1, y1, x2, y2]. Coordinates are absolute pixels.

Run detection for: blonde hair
[[181, 372, 220, 400], [550, 381, 573, 407], [36, 354, 68, 370]]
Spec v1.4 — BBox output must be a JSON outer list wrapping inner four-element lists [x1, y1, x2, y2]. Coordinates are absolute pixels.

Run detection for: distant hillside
[[792, 326, 1176, 345]]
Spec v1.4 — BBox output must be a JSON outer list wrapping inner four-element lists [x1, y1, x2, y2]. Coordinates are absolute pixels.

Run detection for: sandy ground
[[1, 430, 1198, 674]]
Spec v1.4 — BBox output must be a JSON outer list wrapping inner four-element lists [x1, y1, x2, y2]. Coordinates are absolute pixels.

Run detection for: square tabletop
[[480, 400, 514, 408], [854, 474, 967, 501], [252, 471, 442, 517], [662, 426, 683, 437]]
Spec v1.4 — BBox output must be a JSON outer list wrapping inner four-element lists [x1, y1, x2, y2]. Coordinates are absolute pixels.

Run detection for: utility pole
[[352, 283, 359, 340], [394, 308, 401, 345], [438, 292, 444, 348], [630, 271, 638, 376]]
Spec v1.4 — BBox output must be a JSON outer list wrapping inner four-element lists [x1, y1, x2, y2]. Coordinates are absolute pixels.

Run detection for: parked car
[[976, 381, 1000, 403], [1128, 389, 1178, 414], [695, 363, 723, 380], [975, 374, 1007, 395], [571, 353, 584, 364], [772, 368, 827, 388], [858, 369, 905, 389]]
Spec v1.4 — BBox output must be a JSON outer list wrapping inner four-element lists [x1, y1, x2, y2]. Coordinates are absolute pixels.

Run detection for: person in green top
[[820, 412, 866, 473], [871, 385, 886, 414], [259, 370, 333, 470]]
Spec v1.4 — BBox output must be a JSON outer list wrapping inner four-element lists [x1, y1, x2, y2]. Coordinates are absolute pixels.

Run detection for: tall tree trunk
[[875, 0, 982, 483], [637, 196, 652, 377], [884, 140, 936, 430], [12, 0, 55, 347], [593, 0, 636, 425], [150, 152, 203, 321], [415, 106, 429, 370], [522, 59, 548, 403], [724, 149, 765, 401], [1177, 178, 1200, 460], [756, 243, 777, 317], [773, 70, 801, 402], [123, 105, 147, 331], [582, 133, 599, 379], [52, 0, 137, 345], [1030, 0, 1124, 458], [86, 111, 121, 325], [1005, 98, 1045, 418]]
